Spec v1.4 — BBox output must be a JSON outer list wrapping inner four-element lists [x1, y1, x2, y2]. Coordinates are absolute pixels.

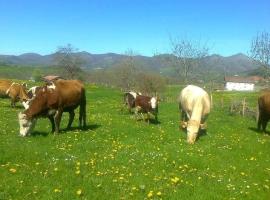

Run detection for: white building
[[224, 76, 263, 91]]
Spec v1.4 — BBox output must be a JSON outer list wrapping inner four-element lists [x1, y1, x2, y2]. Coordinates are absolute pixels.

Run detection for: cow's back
[[54, 80, 85, 108], [135, 95, 151, 112], [179, 85, 210, 115]]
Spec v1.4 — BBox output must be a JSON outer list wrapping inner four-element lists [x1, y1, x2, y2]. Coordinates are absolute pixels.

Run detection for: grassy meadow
[[0, 84, 270, 200]]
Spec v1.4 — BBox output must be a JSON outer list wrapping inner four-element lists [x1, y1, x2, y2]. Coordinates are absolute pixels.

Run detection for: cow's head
[[150, 97, 158, 110], [150, 97, 159, 120], [18, 112, 36, 136], [186, 120, 200, 144]]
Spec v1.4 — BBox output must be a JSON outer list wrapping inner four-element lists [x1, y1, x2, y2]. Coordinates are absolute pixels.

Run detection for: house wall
[[225, 82, 254, 91]]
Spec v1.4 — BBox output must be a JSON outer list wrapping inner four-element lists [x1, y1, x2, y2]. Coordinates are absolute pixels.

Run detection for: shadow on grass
[[180, 127, 208, 141], [135, 118, 161, 125], [248, 127, 270, 135], [31, 124, 101, 137], [64, 124, 101, 132], [31, 131, 49, 137]]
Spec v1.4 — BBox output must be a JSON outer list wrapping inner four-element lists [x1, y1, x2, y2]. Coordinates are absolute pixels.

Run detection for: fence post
[[242, 98, 246, 116], [220, 97, 224, 108]]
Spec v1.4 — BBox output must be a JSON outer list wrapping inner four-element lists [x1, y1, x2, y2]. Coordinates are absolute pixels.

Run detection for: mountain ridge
[[0, 52, 259, 75]]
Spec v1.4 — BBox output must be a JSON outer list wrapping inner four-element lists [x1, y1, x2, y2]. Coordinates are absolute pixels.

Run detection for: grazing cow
[[0, 80, 29, 107], [134, 95, 158, 122], [123, 91, 142, 112], [178, 85, 211, 144], [18, 79, 86, 136], [257, 92, 270, 133]]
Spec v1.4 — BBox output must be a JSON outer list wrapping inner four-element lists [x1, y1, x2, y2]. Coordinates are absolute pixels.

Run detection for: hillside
[[0, 52, 259, 75]]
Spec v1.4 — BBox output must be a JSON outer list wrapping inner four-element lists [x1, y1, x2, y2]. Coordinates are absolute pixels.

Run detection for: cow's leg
[[180, 110, 188, 129], [48, 115, 55, 133], [134, 106, 140, 120], [257, 113, 262, 131], [67, 110, 75, 129], [262, 119, 268, 133], [54, 109, 63, 134], [79, 105, 86, 128], [154, 112, 158, 122], [10, 98, 15, 108]]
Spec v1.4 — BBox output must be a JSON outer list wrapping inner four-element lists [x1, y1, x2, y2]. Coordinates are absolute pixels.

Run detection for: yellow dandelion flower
[[147, 191, 153, 198], [76, 189, 82, 195], [9, 168, 16, 173], [171, 176, 180, 184], [157, 191, 162, 196], [75, 170, 80, 175], [54, 188, 61, 193]]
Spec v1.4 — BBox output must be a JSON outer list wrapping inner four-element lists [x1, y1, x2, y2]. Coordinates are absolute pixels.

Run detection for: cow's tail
[[79, 87, 87, 128]]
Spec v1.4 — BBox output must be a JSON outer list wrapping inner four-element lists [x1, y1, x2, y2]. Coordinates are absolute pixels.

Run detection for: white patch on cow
[[129, 91, 137, 99], [47, 83, 56, 90], [29, 86, 37, 95], [48, 109, 56, 115], [18, 112, 36, 136], [150, 97, 157, 109], [22, 101, 30, 109], [5, 82, 15, 94]]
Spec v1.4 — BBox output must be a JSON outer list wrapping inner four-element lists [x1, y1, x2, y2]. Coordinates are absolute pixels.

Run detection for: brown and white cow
[[178, 85, 211, 144], [0, 80, 29, 107], [123, 91, 142, 112], [257, 92, 270, 133], [134, 95, 158, 122], [18, 79, 86, 136]]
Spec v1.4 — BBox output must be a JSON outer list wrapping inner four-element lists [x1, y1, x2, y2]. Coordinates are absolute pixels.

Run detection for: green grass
[[0, 85, 269, 200]]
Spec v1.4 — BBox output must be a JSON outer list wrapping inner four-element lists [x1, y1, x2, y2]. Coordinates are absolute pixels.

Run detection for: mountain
[[0, 52, 259, 75]]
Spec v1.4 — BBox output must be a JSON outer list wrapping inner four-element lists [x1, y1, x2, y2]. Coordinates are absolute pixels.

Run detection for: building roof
[[224, 76, 263, 83]]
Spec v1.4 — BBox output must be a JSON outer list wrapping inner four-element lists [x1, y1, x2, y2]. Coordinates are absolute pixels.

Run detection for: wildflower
[[157, 191, 162, 196], [76, 189, 82, 195], [54, 188, 61, 193], [147, 190, 153, 198], [171, 176, 180, 184], [75, 170, 80, 175], [9, 168, 16, 173]]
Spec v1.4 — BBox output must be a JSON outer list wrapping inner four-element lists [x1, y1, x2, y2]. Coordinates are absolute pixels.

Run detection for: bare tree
[[114, 49, 139, 90], [54, 44, 84, 79], [250, 31, 270, 77], [170, 37, 209, 83]]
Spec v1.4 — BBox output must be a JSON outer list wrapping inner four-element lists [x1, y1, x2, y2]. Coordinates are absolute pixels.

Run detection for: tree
[[250, 31, 270, 77], [54, 44, 84, 79], [169, 37, 209, 83], [136, 72, 166, 95], [114, 49, 139, 90]]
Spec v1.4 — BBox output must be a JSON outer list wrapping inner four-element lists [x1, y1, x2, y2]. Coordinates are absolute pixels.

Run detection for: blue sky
[[0, 0, 269, 56]]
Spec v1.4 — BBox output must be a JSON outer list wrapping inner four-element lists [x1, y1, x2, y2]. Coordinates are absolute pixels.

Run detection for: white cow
[[178, 85, 211, 144]]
